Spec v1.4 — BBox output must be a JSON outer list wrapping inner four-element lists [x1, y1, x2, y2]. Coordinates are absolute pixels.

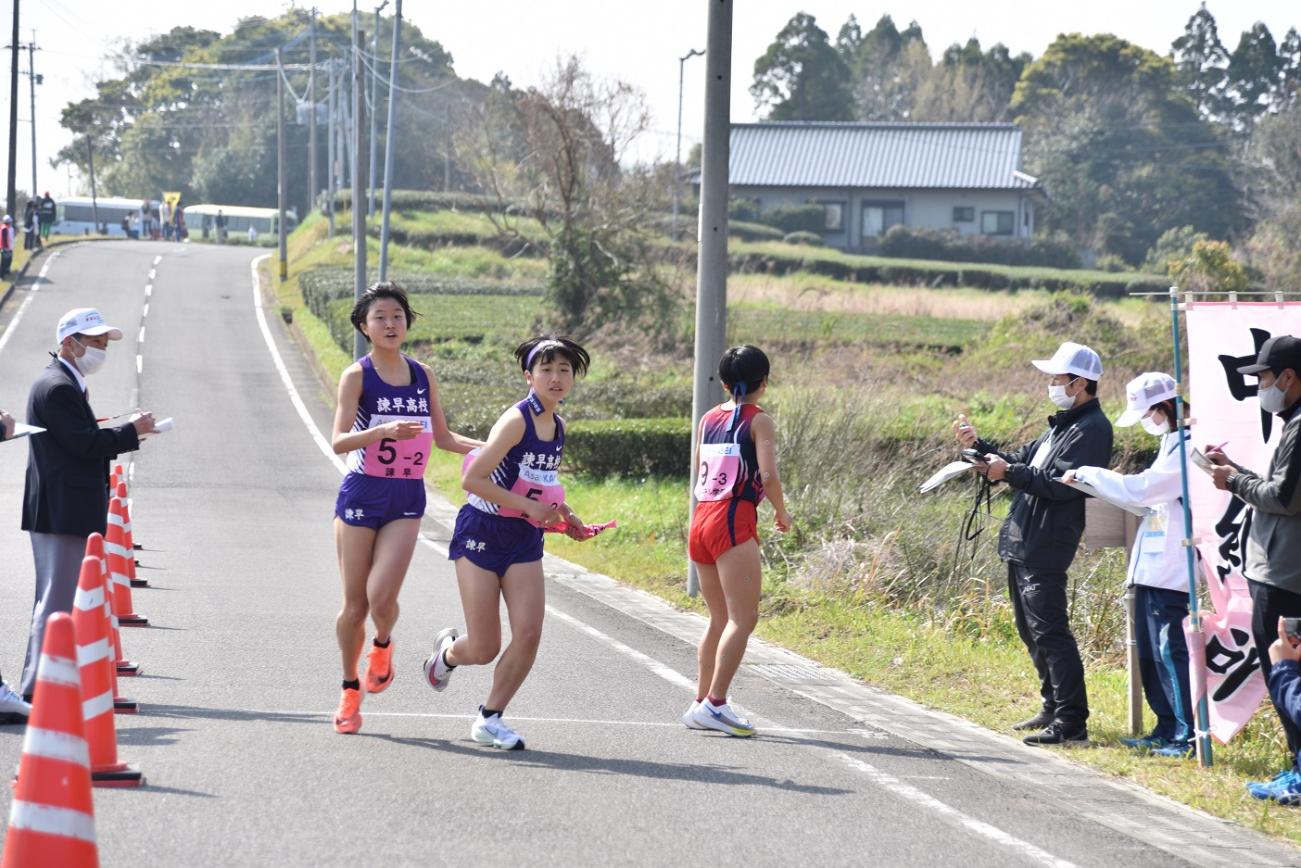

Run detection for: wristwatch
[[1226, 473, 1239, 489]]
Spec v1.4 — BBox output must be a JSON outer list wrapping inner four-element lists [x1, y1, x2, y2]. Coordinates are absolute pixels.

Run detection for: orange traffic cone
[[105, 495, 147, 627], [2, 612, 100, 868], [115, 483, 148, 588], [73, 556, 143, 788], [83, 534, 140, 707], [112, 471, 144, 555]]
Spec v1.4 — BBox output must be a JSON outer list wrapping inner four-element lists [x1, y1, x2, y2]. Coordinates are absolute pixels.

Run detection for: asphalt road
[[0, 241, 1292, 867]]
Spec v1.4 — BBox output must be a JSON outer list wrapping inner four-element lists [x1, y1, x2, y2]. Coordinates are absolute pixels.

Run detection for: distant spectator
[[0, 215, 13, 277], [215, 209, 228, 244], [247, 224, 258, 244], [37, 192, 55, 241], [21, 200, 38, 251], [140, 200, 153, 239]]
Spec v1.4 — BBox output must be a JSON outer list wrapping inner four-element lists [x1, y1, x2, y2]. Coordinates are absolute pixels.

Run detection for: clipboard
[[1055, 477, 1149, 517], [920, 461, 978, 494], [3, 423, 45, 441]]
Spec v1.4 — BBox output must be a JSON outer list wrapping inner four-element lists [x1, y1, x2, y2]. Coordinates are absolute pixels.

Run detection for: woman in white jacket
[[1064, 372, 1196, 756]]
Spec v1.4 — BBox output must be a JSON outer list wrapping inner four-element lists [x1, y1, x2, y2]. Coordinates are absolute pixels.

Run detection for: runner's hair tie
[[525, 339, 566, 370], [727, 382, 747, 432]]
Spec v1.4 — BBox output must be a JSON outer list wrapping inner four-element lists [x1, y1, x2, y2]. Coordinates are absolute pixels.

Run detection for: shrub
[[783, 230, 823, 246], [562, 417, 692, 478], [729, 197, 762, 223], [758, 203, 825, 234], [729, 220, 785, 242], [1168, 239, 1249, 293], [877, 226, 1082, 269], [333, 188, 534, 215], [1142, 225, 1209, 275]]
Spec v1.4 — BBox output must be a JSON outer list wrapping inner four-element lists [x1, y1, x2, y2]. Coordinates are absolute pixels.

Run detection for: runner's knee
[[459, 637, 501, 664]]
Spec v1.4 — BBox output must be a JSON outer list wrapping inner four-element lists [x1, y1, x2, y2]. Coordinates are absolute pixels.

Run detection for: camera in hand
[[1285, 617, 1301, 643], [960, 448, 987, 464]]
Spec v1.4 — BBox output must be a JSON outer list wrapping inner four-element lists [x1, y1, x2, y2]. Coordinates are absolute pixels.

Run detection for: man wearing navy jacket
[[19, 307, 157, 698]]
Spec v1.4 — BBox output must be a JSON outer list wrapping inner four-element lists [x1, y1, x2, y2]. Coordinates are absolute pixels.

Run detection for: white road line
[[148, 268, 156, 280], [138, 326, 145, 343], [142, 302, 149, 318], [145, 284, 152, 297], [152, 255, 161, 266], [250, 255, 345, 473], [248, 253, 1073, 868], [136, 354, 142, 375], [0, 251, 59, 356], [835, 753, 1076, 868]]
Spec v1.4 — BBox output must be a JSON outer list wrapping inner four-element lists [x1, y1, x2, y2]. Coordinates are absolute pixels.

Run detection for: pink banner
[[1185, 302, 1301, 742]]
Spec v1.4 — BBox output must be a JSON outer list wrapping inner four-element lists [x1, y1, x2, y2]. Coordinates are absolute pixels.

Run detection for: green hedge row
[[730, 242, 1169, 297], [333, 189, 527, 214], [563, 417, 692, 478], [369, 222, 539, 257], [728, 220, 785, 242]]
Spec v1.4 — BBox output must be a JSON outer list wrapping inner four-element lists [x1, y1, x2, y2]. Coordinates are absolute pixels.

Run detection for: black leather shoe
[[1023, 721, 1089, 746], [1012, 710, 1054, 731]]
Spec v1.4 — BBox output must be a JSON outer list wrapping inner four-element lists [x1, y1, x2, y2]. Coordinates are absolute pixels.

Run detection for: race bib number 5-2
[[362, 414, 433, 479], [499, 463, 566, 527], [694, 443, 740, 502]]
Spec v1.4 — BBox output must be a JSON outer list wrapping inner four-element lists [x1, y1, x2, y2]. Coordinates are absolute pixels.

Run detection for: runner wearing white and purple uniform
[[329, 283, 481, 735], [423, 336, 595, 751]]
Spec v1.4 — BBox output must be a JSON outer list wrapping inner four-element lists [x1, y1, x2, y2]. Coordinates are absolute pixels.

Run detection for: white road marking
[[148, 268, 156, 280], [231, 708, 848, 733], [835, 753, 1077, 868], [0, 251, 59, 356], [138, 326, 145, 343], [136, 354, 142, 375], [142, 302, 149, 318], [248, 253, 1074, 868], [145, 284, 152, 297], [249, 254, 345, 474], [152, 255, 161, 266]]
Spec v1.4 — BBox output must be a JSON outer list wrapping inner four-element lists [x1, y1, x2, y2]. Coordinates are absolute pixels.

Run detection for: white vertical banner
[[1185, 301, 1301, 742]]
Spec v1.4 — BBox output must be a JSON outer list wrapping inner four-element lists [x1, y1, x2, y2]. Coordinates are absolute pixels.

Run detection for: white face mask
[[1140, 414, 1170, 437], [1259, 376, 1293, 414], [74, 339, 108, 376], [1048, 378, 1078, 410]]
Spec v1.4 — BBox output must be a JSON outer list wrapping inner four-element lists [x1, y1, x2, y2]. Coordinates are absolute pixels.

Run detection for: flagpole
[[1170, 285, 1213, 768]]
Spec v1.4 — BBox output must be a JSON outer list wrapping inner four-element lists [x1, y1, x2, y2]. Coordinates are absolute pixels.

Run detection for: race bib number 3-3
[[694, 442, 741, 502], [362, 414, 434, 479]]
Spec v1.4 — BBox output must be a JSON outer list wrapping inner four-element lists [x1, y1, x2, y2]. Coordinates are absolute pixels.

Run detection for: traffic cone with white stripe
[[105, 495, 147, 627], [2, 612, 99, 868], [73, 556, 143, 788], [83, 534, 140, 708], [115, 483, 148, 588]]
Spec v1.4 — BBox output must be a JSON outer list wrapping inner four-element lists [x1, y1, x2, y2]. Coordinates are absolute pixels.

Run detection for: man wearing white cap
[[1064, 372, 1197, 757], [955, 341, 1113, 745], [19, 308, 157, 699]]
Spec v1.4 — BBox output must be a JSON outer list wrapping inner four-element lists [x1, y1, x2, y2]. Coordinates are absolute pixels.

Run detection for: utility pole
[[308, 8, 317, 222], [368, 1, 387, 215], [26, 34, 38, 201], [326, 58, 336, 238], [673, 48, 704, 242], [340, 52, 353, 190], [85, 138, 99, 233], [352, 4, 367, 359], [277, 48, 287, 281], [377, 0, 401, 281], [6, 0, 20, 220], [686, 0, 732, 597]]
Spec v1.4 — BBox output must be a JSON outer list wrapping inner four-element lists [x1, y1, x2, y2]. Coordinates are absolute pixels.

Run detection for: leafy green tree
[[1171, 3, 1230, 122], [751, 13, 855, 121], [1225, 22, 1283, 128], [1012, 33, 1243, 263], [1245, 101, 1301, 288], [1169, 239, 1248, 291], [837, 14, 930, 120], [913, 38, 1031, 122]]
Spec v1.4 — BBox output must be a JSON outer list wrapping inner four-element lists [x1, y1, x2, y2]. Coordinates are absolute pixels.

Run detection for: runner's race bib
[[362, 413, 433, 479], [694, 442, 741, 502], [463, 449, 566, 526]]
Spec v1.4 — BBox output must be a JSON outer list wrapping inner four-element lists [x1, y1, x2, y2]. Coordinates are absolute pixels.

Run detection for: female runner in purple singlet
[[422, 336, 594, 750], [329, 282, 481, 734]]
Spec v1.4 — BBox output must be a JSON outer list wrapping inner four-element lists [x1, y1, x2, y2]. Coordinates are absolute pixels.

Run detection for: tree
[[1171, 3, 1230, 122], [1225, 22, 1283, 128], [1012, 33, 1244, 263], [1244, 101, 1301, 288], [913, 39, 1031, 122], [751, 13, 855, 121], [838, 15, 930, 121]]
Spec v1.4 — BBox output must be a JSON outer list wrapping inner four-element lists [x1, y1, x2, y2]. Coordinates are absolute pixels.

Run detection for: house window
[[952, 206, 974, 223], [820, 202, 845, 232], [861, 201, 904, 238], [981, 210, 1014, 236]]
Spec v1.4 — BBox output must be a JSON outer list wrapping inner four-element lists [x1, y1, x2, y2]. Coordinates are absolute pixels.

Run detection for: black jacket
[[22, 359, 140, 536], [976, 399, 1114, 572]]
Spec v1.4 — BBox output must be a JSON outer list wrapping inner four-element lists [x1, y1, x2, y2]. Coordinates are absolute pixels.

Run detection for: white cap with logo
[[1031, 341, 1103, 380], [55, 308, 123, 345], [1115, 372, 1178, 428]]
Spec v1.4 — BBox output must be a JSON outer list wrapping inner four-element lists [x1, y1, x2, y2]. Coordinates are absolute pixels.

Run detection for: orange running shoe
[[333, 687, 363, 734], [364, 640, 395, 694]]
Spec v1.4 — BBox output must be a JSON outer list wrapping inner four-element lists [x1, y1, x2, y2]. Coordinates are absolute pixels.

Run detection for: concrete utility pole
[[326, 59, 336, 238], [26, 34, 37, 200], [368, 2, 388, 215], [377, 0, 401, 281], [686, 0, 732, 597], [352, 3, 367, 360], [85, 139, 99, 233], [673, 48, 704, 242], [277, 49, 288, 281], [6, 0, 20, 220], [308, 8, 317, 222]]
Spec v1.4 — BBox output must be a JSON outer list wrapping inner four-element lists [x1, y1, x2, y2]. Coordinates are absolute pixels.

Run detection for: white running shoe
[[690, 699, 756, 737], [471, 711, 525, 750], [682, 700, 708, 730], [422, 628, 459, 692], [0, 681, 31, 724]]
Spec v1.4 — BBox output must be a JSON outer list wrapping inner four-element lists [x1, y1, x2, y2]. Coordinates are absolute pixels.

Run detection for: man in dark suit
[[20, 307, 156, 698]]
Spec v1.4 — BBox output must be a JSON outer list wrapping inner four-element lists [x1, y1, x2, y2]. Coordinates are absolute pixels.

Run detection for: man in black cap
[[1209, 334, 1301, 803]]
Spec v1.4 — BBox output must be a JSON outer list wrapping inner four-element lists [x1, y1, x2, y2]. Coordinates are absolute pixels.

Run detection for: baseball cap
[[1031, 341, 1103, 380], [1115, 372, 1178, 427], [55, 308, 123, 344], [1237, 335, 1301, 376]]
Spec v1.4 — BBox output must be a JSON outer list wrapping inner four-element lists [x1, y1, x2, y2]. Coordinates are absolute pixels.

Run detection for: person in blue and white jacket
[[1064, 372, 1197, 756]]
